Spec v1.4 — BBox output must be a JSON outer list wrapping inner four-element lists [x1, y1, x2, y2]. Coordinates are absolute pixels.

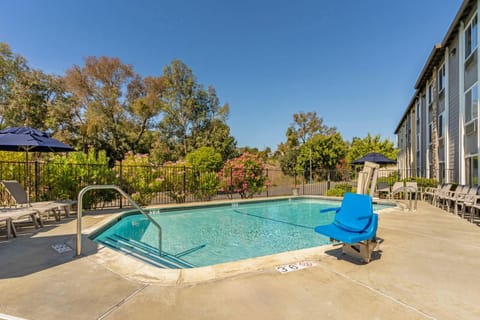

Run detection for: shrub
[[46, 150, 117, 209], [326, 183, 354, 197], [116, 152, 163, 206], [191, 170, 219, 201], [219, 152, 269, 199], [161, 160, 192, 203]]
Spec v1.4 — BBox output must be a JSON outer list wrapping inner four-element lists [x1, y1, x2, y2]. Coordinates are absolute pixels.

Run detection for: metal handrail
[[76, 185, 162, 257]]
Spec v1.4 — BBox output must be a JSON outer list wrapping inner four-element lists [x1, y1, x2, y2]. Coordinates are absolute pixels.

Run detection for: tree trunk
[[431, 67, 439, 180]]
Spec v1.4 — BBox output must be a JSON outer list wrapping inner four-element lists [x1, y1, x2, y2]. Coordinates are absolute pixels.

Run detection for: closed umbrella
[[0, 126, 74, 203]]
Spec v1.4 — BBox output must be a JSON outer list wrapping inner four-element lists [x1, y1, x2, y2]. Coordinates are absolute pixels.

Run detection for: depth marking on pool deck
[[275, 261, 318, 273]]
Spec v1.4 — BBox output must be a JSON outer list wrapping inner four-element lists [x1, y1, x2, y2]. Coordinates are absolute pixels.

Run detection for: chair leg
[[6, 218, 17, 238], [342, 239, 377, 263]]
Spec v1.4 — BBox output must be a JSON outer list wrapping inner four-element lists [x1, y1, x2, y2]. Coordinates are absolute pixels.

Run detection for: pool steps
[[97, 234, 195, 269]]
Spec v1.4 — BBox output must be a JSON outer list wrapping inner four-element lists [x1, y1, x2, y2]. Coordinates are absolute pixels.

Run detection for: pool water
[[93, 198, 392, 268]]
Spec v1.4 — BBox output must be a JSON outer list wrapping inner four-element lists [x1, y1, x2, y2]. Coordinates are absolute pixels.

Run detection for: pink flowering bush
[[219, 152, 269, 199]]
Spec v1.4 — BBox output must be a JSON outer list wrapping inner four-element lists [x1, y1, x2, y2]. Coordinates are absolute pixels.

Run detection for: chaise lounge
[[1, 180, 76, 222], [0, 208, 41, 238], [314, 192, 378, 263]]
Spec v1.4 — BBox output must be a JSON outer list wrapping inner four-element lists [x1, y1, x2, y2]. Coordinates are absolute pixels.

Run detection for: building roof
[[394, 0, 475, 135]]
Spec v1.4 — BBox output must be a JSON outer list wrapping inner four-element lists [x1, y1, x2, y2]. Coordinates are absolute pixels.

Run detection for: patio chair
[[438, 185, 462, 211], [314, 193, 378, 263], [444, 185, 469, 212], [376, 182, 390, 199], [423, 184, 441, 203], [1, 180, 76, 221], [434, 184, 453, 208], [0, 208, 41, 238], [455, 185, 479, 215], [388, 182, 405, 199], [460, 187, 480, 222]]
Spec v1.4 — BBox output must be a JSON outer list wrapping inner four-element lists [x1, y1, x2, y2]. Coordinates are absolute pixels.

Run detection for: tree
[[158, 60, 234, 160], [290, 111, 336, 144], [346, 133, 397, 164], [296, 133, 347, 179], [278, 112, 337, 176], [126, 75, 166, 154], [0, 43, 69, 131], [64, 56, 139, 161]]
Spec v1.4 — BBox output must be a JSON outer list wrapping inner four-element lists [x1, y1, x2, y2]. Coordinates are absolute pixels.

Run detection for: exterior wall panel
[[449, 37, 460, 182]]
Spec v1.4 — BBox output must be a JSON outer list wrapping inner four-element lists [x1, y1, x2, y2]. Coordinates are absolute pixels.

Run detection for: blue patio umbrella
[[0, 126, 74, 153], [352, 152, 396, 165], [0, 126, 74, 203]]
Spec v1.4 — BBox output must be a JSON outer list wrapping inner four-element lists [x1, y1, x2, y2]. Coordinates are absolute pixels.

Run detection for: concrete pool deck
[[1, 200, 480, 319]]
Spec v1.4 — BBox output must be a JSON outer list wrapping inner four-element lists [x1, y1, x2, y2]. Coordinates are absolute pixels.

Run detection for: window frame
[[438, 112, 444, 139], [465, 15, 478, 60], [427, 83, 433, 106], [438, 64, 446, 93], [465, 84, 479, 125]]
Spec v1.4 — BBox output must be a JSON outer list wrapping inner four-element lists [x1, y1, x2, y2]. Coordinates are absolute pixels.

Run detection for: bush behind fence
[[0, 160, 444, 209]]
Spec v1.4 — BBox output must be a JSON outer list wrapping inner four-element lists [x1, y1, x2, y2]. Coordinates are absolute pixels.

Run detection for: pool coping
[[82, 195, 399, 285]]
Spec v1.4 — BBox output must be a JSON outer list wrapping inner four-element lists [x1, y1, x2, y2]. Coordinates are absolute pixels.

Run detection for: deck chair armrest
[[357, 214, 372, 220], [320, 207, 340, 213]]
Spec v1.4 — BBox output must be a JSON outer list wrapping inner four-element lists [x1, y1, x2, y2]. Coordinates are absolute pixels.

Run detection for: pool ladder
[[75, 185, 163, 257]]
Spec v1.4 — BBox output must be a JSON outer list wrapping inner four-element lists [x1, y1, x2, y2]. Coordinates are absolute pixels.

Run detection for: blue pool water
[[93, 198, 392, 268]]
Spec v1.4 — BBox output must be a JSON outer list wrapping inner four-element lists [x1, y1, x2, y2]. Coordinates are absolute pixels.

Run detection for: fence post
[[119, 161, 123, 208], [183, 166, 186, 200], [327, 170, 331, 192], [230, 168, 233, 199], [34, 160, 39, 202], [266, 168, 269, 197], [302, 171, 305, 195]]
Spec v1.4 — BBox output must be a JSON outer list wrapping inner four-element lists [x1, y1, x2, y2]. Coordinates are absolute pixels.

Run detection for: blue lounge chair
[[315, 192, 379, 263]]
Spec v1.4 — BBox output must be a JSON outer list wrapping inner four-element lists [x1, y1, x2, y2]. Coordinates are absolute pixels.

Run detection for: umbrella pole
[[26, 149, 30, 205]]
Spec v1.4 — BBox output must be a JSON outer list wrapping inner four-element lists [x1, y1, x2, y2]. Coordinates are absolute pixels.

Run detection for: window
[[427, 84, 433, 105], [465, 85, 479, 123], [438, 113, 444, 138], [465, 16, 478, 59], [466, 155, 479, 185], [438, 64, 446, 93], [439, 162, 445, 184]]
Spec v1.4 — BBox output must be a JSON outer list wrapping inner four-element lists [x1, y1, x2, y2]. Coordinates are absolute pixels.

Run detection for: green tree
[[158, 60, 234, 160], [0, 42, 69, 131], [296, 133, 347, 179], [278, 112, 337, 176], [346, 133, 397, 164], [290, 111, 336, 144]]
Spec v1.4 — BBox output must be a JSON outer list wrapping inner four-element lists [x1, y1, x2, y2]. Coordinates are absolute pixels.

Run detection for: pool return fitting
[[76, 185, 163, 257]]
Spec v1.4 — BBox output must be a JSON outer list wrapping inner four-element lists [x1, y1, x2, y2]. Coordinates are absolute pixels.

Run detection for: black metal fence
[[0, 160, 444, 209]]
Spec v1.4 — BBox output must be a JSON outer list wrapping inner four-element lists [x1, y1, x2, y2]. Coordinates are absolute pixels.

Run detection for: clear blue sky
[[0, 0, 464, 150]]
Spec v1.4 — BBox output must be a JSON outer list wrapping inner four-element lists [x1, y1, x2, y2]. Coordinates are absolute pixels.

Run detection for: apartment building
[[395, 0, 479, 185]]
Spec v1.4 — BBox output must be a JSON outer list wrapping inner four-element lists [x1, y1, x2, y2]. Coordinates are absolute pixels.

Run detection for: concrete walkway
[[1, 201, 480, 320]]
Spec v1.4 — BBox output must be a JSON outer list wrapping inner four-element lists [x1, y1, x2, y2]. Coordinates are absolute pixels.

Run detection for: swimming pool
[[92, 197, 393, 269]]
